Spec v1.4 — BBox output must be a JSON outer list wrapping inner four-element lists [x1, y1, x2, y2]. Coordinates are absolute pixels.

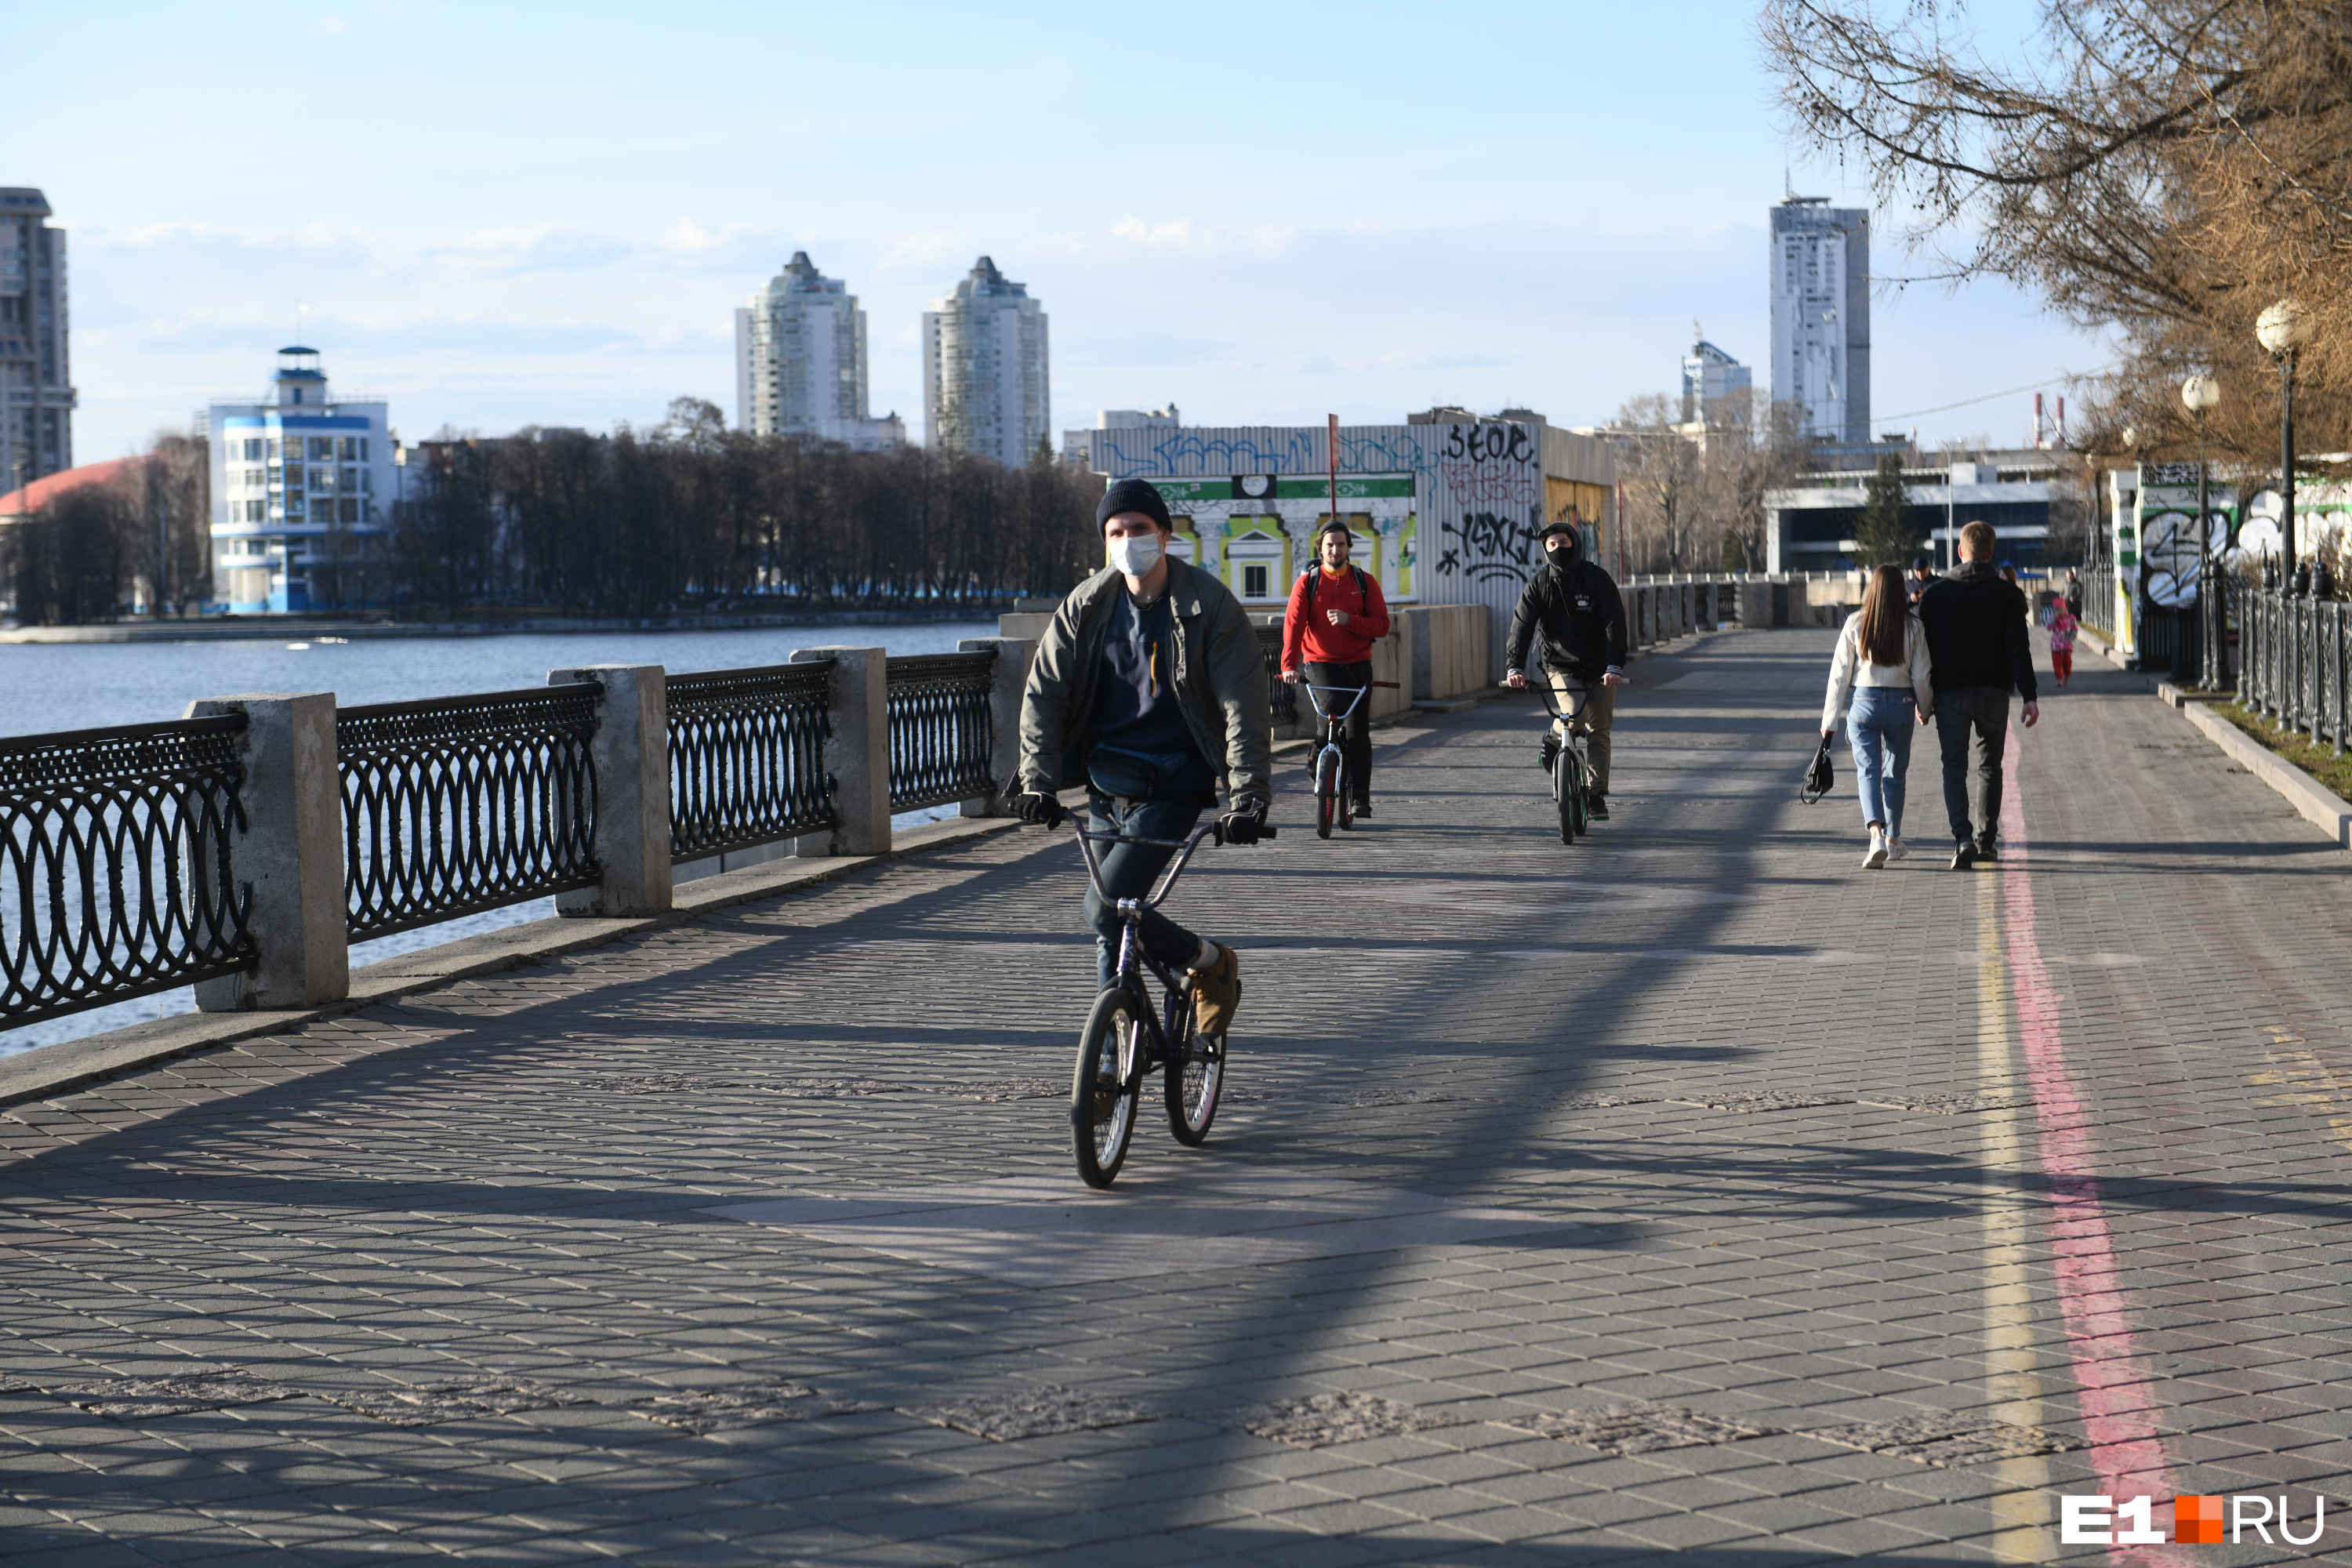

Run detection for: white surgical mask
[[1108, 532, 1163, 577]]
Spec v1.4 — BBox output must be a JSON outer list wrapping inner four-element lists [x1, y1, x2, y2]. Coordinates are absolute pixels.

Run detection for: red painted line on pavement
[[2001, 731, 2182, 1564]]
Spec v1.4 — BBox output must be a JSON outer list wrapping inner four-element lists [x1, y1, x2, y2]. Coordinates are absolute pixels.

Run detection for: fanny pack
[[1087, 743, 1211, 802]]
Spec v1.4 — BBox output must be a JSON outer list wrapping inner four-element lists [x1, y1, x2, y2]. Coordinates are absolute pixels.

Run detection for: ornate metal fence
[[668, 661, 836, 862], [338, 685, 602, 941], [886, 651, 997, 811], [0, 717, 256, 1027], [1257, 624, 1298, 728], [2241, 589, 2352, 751]]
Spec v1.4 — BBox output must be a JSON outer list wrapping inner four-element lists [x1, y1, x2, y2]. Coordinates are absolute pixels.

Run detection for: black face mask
[[1545, 545, 1576, 568]]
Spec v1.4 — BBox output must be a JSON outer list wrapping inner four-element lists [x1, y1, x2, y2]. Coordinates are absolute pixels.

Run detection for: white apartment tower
[[1679, 334, 1751, 424], [0, 188, 75, 489], [922, 256, 1049, 468], [734, 252, 902, 449], [1769, 197, 1871, 443]]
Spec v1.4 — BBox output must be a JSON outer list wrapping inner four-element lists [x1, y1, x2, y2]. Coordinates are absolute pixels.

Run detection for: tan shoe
[[1192, 943, 1242, 1040]]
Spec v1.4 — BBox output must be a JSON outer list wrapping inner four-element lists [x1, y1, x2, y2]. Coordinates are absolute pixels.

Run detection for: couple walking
[[1819, 520, 2042, 869]]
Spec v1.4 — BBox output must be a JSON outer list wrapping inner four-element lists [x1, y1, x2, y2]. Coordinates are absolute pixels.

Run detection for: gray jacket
[[1017, 557, 1273, 812]]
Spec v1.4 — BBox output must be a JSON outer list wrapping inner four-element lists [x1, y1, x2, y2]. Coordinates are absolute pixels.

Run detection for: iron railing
[[2241, 587, 2352, 752], [337, 685, 601, 941], [1257, 624, 1299, 728], [2079, 558, 2118, 637], [886, 651, 996, 811], [0, 717, 256, 1027], [668, 661, 836, 862]]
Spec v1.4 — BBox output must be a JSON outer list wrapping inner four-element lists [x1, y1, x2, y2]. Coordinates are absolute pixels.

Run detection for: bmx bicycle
[[1505, 678, 1597, 845], [1300, 677, 1399, 838], [1065, 814, 1275, 1189]]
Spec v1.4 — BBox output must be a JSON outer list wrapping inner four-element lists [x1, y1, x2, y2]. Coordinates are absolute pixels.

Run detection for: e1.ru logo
[[2061, 1494, 2325, 1545]]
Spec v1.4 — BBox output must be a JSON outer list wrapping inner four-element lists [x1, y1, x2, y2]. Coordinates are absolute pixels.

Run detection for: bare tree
[[1763, 0, 2352, 461]]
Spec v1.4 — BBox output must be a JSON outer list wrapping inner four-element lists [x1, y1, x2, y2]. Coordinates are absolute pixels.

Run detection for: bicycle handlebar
[[1501, 678, 1591, 723], [1065, 816, 1276, 913]]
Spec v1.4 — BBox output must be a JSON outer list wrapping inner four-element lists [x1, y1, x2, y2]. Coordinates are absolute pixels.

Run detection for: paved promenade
[[5, 627, 2352, 1566]]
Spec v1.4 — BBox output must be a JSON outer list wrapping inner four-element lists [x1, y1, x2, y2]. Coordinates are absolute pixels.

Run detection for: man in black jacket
[[1917, 519, 2041, 869], [1504, 519, 1628, 818]]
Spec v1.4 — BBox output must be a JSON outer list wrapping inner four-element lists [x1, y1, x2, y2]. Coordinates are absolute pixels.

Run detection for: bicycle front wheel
[[1163, 991, 1223, 1146], [1315, 750, 1338, 840], [1072, 985, 1147, 1188], [1555, 746, 1581, 844]]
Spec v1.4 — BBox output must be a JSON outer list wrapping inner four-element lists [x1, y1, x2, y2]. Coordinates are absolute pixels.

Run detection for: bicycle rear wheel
[[1163, 990, 1222, 1145], [1315, 750, 1338, 839], [1072, 986, 1147, 1188]]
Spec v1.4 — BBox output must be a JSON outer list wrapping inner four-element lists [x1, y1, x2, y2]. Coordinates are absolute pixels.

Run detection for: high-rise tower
[[735, 252, 894, 445], [1769, 197, 1871, 443], [922, 256, 1049, 468], [0, 189, 76, 489]]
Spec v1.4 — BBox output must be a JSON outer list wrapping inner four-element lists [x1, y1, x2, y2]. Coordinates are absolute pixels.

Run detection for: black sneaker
[[1538, 735, 1560, 773], [1352, 800, 1373, 818], [1950, 840, 1978, 870], [1974, 838, 1999, 863], [1587, 793, 1609, 820]]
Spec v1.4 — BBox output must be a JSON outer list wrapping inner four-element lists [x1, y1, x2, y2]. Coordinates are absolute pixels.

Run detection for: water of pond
[[2, 619, 1001, 1058]]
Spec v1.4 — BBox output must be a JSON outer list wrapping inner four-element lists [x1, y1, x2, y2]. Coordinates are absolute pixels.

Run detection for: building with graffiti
[[2097, 461, 2352, 661], [1077, 412, 1615, 671]]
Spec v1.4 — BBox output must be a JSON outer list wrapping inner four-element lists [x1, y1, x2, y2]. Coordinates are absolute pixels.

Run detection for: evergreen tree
[[1853, 453, 1922, 568]]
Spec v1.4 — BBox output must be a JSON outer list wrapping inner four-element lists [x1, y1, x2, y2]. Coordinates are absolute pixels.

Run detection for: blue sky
[[16, 0, 2103, 460]]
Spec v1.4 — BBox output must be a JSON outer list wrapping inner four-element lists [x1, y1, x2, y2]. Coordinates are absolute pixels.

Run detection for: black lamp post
[[2257, 300, 2306, 589]]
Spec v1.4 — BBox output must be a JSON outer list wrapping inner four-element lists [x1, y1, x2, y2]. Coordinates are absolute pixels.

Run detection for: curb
[[2152, 684, 2352, 852], [0, 816, 1025, 1109]]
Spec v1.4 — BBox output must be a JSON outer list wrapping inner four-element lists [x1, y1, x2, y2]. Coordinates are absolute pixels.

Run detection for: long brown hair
[[1858, 564, 1910, 667]]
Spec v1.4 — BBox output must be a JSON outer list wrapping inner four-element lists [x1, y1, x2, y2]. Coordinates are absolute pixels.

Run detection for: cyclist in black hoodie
[[1504, 519, 1628, 819], [1916, 519, 2041, 868]]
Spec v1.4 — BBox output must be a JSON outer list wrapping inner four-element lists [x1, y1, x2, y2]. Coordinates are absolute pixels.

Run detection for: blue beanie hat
[[1097, 478, 1173, 532]]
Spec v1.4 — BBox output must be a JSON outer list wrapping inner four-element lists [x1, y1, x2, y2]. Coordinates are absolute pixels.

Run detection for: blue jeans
[[1846, 688, 1915, 837], [1083, 793, 1207, 992]]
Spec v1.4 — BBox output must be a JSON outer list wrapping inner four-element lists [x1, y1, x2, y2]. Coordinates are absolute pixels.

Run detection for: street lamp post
[[2257, 300, 2307, 589], [2183, 373, 2222, 688]]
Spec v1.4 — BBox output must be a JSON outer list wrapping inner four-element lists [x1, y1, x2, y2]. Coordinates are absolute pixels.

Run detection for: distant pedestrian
[[1907, 555, 1936, 605], [1917, 520, 2041, 869], [2048, 597, 2079, 687], [1821, 564, 1935, 869], [2063, 569, 2084, 620]]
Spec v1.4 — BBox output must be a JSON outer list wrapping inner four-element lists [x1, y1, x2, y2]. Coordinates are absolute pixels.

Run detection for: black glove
[[1010, 791, 1065, 827], [1219, 807, 1266, 845]]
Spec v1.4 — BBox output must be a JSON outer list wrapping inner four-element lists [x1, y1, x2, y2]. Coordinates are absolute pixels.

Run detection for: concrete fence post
[[958, 637, 1035, 818], [549, 665, 672, 918], [190, 691, 347, 1011], [793, 646, 891, 855]]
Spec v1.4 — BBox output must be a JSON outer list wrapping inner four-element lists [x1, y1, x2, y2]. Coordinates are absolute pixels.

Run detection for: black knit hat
[[1316, 517, 1355, 539], [1097, 478, 1173, 532]]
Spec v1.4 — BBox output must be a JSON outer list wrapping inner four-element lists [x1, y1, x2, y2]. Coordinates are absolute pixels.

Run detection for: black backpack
[[1302, 565, 1369, 613]]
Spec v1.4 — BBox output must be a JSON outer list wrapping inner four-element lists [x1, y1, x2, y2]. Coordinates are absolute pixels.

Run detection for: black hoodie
[[1916, 561, 2038, 700]]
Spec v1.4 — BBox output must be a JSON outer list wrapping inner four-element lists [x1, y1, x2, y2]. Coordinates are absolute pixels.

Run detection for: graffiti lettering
[[1438, 459, 1538, 508], [1440, 423, 1534, 463], [1439, 510, 1537, 583]]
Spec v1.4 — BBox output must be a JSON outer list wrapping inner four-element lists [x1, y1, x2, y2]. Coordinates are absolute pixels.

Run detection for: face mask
[[1546, 546, 1575, 567], [1108, 532, 1163, 577]]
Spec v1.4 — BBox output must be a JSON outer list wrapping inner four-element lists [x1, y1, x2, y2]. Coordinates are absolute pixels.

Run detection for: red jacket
[[1281, 565, 1391, 670]]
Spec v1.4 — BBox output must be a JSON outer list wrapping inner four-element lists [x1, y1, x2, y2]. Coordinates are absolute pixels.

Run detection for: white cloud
[[310, 15, 349, 36], [423, 227, 628, 274], [1109, 216, 1297, 257]]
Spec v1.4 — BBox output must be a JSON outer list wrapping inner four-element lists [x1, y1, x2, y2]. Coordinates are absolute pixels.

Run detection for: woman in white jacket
[[1822, 563, 1935, 868]]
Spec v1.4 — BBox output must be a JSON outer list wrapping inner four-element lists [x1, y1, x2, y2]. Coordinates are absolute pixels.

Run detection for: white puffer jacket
[[1822, 611, 1935, 731]]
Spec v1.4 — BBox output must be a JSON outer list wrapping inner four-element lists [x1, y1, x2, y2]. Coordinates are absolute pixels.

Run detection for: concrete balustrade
[[172, 641, 1033, 1022], [187, 691, 349, 1013]]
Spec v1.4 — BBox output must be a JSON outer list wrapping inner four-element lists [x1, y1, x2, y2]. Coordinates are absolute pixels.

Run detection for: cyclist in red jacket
[[1279, 519, 1392, 815]]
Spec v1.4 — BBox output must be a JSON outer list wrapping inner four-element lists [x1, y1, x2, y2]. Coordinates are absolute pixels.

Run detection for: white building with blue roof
[[207, 347, 394, 615]]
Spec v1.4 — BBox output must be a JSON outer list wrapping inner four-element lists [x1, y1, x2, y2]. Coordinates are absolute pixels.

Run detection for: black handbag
[[1799, 733, 1835, 804]]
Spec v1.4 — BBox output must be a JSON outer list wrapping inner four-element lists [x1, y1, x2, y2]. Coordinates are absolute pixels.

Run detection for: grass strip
[[2208, 700, 2352, 802]]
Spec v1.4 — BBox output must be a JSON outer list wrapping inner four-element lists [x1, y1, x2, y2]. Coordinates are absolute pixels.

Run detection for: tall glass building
[[1769, 197, 1871, 443], [207, 348, 394, 615]]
